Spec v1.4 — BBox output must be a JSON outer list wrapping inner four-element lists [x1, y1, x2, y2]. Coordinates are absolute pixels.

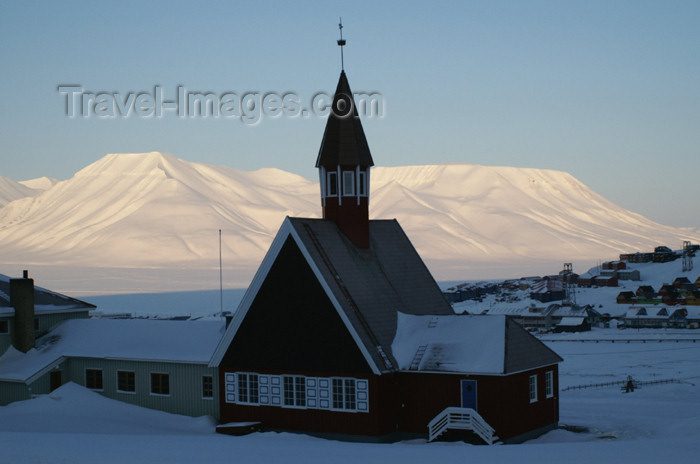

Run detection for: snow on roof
[[557, 317, 586, 326], [0, 318, 225, 383], [391, 312, 506, 374]]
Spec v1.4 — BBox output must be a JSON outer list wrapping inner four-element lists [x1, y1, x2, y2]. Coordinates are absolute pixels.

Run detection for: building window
[[202, 375, 213, 399], [34, 318, 40, 331], [342, 171, 355, 196], [332, 378, 356, 410], [151, 373, 170, 396], [283, 375, 306, 407], [327, 172, 338, 196], [117, 370, 135, 393], [358, 171, 367, 196], [85, 369, 103, 390], [0, 320, 8, 334], [529, 374, 538, 403], [237, 373, 259, 404], [545, 371, 554, 398], [227, 372, 368, 412]]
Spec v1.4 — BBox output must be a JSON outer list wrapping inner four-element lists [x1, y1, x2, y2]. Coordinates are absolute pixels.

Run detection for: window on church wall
[[224, 371, 369, 412], [342, 171, 355, 196], [237, 372, 259, 404], [529, 374, 538, 403], [327, 172, 338, 197], [332, 378, 356, 410], [358, 171, 367, 196], [283, 375, 306, 407]]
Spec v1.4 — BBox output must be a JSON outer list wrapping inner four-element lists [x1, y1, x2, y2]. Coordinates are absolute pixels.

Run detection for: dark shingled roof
[[503, 317, 563, 374], [0, 274, 96, 314], [315, 71, 374, 168], [288, 217, 453, 372]]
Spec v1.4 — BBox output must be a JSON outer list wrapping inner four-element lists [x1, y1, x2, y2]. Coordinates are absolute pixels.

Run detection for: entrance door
[[461, 379, 477, 410], [50, 371, 62, 392]]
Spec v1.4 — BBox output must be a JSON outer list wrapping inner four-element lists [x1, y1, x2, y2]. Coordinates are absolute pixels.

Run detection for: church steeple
[[315, 24, 374, 248]]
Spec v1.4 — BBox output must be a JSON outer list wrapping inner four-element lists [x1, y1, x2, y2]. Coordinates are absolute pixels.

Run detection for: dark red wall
[[395, 365, 559, 441]]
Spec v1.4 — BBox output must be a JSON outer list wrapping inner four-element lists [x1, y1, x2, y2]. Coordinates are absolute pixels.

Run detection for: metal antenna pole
[[219, 229, 223, 315]]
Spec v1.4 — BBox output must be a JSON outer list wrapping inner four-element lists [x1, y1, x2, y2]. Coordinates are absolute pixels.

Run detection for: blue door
[[461, 380, 477, 410]]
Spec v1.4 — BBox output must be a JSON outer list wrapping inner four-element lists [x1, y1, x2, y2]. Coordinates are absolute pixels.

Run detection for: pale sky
[[1, 0, 699, 228]]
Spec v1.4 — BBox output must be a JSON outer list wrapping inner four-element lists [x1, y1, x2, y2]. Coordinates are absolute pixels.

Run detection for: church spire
[[316, 24, 374, 248]]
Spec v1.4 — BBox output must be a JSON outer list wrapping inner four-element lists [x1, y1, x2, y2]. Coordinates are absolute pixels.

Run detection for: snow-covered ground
[[1, 328, 699, 464]]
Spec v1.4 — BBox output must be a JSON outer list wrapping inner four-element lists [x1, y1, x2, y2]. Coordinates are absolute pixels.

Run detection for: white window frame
[[545, 371, 554, 398], [327, 172, 338, 197], [226, 372, 368, 413], [358, 171, 367, 197], [332, 377, 357, 411], [529, 374, 538, 403], [283, 375, 306, 408], [342, 171, 355, 196], [236, 372, 260, 405]]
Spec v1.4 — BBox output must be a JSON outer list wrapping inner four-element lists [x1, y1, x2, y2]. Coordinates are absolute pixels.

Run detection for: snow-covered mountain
[[19, 176, 59, 191], [0, 152, 698, 288], [0, 175, 39, 207]]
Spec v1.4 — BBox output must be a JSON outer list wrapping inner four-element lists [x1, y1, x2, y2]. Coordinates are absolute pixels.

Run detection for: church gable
[[219, 235, 371, 375]]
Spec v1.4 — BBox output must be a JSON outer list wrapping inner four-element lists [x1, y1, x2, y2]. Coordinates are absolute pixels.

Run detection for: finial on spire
[[337, 17, 346, 70]]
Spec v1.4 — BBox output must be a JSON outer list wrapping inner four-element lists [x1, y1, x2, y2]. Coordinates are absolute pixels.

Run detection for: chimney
[[10, 270, 35, 353]]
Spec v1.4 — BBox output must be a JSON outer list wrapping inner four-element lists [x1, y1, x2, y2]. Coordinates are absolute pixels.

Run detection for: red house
[[210, 67, 562, 444]]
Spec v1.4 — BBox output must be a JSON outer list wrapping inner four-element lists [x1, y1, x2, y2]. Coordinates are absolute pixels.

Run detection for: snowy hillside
[[0, 176, 38, 207], [18, 176, 59, 191], [0, 152, 698, 292]]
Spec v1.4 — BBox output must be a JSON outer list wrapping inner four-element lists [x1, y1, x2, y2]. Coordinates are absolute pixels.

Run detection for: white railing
[[427, 407, 495, 445]]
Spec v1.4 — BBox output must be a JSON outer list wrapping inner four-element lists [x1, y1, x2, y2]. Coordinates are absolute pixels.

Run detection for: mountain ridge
[[1, 152, 698, 288]]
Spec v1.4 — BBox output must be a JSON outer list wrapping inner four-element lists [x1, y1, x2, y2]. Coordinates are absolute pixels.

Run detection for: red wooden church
[[210, 61, 562, 444]]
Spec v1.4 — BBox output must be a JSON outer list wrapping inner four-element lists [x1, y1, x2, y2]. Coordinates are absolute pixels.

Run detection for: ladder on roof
[[409, 344, 428, 370], [303, 223, 393, 369]]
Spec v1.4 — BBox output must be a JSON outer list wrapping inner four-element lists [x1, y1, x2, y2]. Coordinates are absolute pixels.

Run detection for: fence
[[563, 377, 685, 392]]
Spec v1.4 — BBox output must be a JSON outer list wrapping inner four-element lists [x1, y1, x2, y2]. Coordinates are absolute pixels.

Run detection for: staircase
[[427, 407, 495, 445]]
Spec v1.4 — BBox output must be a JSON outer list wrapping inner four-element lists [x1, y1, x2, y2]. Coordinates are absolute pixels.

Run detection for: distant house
[[620, 252, 654, 263], [658, 284, 680, 305], [616, 291, 636, 304], [577, 273, 594, 288], [593, 276, 618, 288], [208, 69, 563, 444], [602, 261, 627, 270], [635, 285, 657, 301], [669, 308, 700, 329], [617, 269, 641, 281], [624, 306, 671, 329], [674, 277, 692, 288], [553, 317, 590, 333], [530, 279, 565, 302]]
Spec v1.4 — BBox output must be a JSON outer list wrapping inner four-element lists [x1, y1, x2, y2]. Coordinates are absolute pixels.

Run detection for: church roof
[[210, 217, 453, 374], [392, 313, 563, 374], [315, 71, 374, 168]]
